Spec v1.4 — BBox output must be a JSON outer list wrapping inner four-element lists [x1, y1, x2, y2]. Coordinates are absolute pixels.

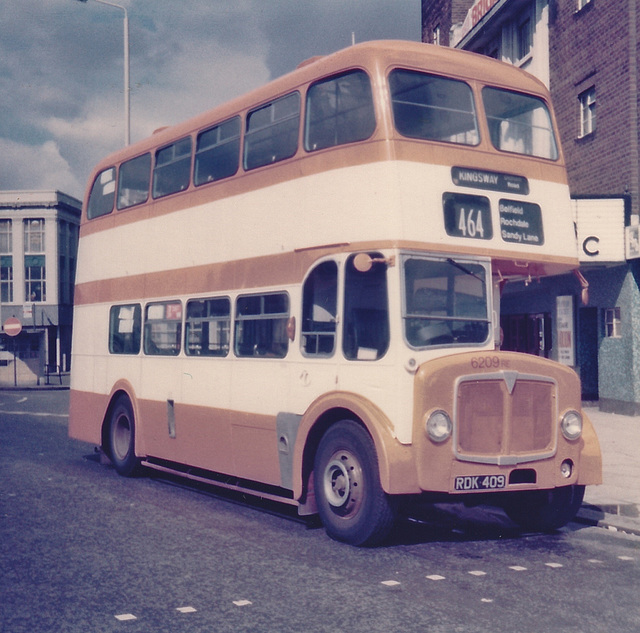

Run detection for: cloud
[[1, 0, 419, 198], [131, 34, 270, 138], [0, 139, 83, 199]]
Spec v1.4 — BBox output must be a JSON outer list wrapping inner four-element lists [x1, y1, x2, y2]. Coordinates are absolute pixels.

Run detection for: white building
[[0, 191, 81, 385]]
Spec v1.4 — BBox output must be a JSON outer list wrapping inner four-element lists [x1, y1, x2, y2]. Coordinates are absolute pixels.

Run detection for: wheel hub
[[112, 414, 131, 461], [323, 451, 363, 516]]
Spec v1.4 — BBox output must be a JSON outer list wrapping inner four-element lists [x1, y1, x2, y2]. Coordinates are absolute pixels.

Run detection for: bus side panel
[[229, 411, 281, 485], [133, 394, 281, 487], [68, 389, 109, 446]]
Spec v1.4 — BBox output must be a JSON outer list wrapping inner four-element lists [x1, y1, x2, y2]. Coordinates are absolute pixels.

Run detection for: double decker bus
[[69, 40, 601, 546]]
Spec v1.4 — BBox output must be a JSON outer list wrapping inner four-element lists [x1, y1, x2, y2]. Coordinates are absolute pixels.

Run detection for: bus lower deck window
[[235, 293, 290, 358], [109, 304, 142, 354]]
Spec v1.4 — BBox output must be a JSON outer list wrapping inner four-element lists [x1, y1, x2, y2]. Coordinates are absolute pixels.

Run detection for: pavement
[[2, 380, 639, 535], [577, 406, 640, 536]]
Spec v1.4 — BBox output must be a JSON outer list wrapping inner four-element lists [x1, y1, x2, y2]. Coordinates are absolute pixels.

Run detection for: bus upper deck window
[[244, 92, 300, 170], [87, 167, 116, 219], [390, 69, 479, 146], [195, 117, 241, 186], [153, 137, 193, 199], [305, 70, 375, 151], [482, 87, 558, 160], [117, 153, 151, 210]]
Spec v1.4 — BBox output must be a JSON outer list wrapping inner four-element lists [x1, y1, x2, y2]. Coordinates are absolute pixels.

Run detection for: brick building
[[422, 0, 640, 413], [0, 191, 81, 386]]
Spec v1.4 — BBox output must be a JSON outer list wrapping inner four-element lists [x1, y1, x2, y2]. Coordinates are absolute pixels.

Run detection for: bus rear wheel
[[107, 395, 141, 477], [314, 420, 396, 546], [504, 484, 585, 532]]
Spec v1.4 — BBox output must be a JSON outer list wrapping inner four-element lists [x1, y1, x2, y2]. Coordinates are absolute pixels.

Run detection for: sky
[[0, 0, 420, 202]]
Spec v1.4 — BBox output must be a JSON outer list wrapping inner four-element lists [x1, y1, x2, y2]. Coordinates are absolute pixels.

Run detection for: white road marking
[[0, 410, 67, 418], [114, 613, 137, 621]]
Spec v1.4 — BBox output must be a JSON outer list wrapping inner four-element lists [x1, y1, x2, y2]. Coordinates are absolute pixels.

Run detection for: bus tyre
[[107, 395, 141, 477], [314, 420, 396, 546], [504, 484, 585, 532]]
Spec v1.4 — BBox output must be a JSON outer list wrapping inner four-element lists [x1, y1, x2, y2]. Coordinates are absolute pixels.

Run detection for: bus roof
[[92, 40, 551, 174]]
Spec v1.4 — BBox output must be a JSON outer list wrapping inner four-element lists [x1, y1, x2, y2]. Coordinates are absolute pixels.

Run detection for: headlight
[[426, 410, 452, 443], [561, 410, 582, 441]]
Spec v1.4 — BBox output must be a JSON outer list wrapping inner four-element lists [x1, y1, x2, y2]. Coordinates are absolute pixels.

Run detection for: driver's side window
[[301, 260, 338, 357]]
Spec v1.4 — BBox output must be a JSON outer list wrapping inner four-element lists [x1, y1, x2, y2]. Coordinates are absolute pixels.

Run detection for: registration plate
[[454, 474, 506, 492]]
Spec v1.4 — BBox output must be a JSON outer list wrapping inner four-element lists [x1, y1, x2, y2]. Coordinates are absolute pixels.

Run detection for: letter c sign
[[583, 236, 600, 257]]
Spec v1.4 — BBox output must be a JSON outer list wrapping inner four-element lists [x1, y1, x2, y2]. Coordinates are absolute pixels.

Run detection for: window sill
[[574, 1, 594, 17], [576, 131, 596, 143]]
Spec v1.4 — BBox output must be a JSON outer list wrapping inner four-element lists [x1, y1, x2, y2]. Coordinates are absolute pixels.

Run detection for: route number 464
[[458, 207, 485, 238]]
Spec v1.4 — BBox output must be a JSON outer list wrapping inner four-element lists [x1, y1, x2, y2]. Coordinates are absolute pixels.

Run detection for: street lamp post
[[75, 0, 130, 146]]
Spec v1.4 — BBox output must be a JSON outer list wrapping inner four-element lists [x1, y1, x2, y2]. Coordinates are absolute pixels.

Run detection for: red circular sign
[[3, 317, 22, 337]]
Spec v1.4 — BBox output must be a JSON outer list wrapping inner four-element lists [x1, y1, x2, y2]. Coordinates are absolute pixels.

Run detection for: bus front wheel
[[504, 484, 585, 532], [107, 395, 141, 477], [314, 420, 396, 546]]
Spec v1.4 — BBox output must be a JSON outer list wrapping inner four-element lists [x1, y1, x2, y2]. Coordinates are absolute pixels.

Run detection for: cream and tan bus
[[69, 40, 601, 546]]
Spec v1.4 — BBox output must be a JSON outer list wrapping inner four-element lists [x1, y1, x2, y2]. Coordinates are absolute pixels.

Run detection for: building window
[[433, 25, 440, 46], [24, 218, 45, 253], [0, 220, 12, 303], [0, 219, 12, 253], [24, 218, 46, 302], [485, 43, 500, 59], [577, 0, 592, 11], [1, 256, 12, 303], [579, 87, 596, 137], [58, 220, 76, 305], [25, 255, 46, 302], [516, 9, 533, 62], [604, 307, 621, 338]]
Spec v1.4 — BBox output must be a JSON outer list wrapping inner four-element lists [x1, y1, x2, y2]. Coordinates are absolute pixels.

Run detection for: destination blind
[[499, 200, 544, 245]]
